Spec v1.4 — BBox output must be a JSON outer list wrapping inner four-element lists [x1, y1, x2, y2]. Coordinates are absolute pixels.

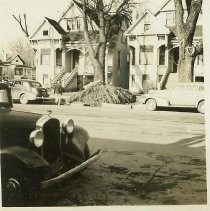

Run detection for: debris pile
[[68, 81, 135, 107]]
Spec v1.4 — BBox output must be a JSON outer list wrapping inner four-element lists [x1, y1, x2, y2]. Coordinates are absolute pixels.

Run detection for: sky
[[0, 0, 70, 47], [0, 0, 166, 49]]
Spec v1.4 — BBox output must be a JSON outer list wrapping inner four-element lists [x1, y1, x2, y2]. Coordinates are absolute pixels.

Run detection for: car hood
[[0, 110, 42, 148], [0, 109, 42, 127]]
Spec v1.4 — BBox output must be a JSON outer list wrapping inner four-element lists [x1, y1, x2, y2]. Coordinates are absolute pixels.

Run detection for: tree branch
[[174, 0, 185, 40], [186, 0, 192, 15], [185, 0, 202, 44], [13, 14, 29, 37]]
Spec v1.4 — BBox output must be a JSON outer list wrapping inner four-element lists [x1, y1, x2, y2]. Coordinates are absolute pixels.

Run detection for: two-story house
[[125, 0, 203, 93], [29, 0, 129, 90]]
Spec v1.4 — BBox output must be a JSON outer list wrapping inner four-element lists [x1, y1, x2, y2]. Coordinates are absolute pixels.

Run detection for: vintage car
[[0, 82, 101, 206], [8, 79, 50, 104], [138, 82, 205, 113]]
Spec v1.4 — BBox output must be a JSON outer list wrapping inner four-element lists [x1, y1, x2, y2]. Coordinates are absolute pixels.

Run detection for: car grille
[[42, 118, 61, 163]]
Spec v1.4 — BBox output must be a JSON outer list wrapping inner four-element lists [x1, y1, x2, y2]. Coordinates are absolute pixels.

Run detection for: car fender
[[61, 125, 89, 162], [196, 98, 205, 107], [1, 146, 49, 168], [19, 92, 37, 100], [146, 97, 169, 107]]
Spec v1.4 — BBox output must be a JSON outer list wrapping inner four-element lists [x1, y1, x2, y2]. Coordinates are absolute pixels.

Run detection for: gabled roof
[[30, 20, 47, 40], [125, 9, 154, 35], [6, 55, 25, 65], [58, 1, 74, 23], [154, 0, 171, 15]]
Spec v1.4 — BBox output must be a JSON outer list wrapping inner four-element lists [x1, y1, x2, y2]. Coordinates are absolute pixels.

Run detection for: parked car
[[0, 82, 101, 206], [8, 79, 50, 104], [138, 83, 205, 113]]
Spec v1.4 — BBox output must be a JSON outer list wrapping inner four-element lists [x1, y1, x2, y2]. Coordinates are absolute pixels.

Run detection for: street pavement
[[12, 103, 207, 206], [14, 103, 205, 147]]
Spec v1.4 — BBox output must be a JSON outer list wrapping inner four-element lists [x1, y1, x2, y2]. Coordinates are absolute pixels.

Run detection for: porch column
[[154, 37, 159, 88], [62, 49, 66, 72], [105, 48, 108, 84]]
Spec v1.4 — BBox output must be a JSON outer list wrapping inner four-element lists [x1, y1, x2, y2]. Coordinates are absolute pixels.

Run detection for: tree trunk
[[178, 44, 196, 82], [174, 0, 202, 83]]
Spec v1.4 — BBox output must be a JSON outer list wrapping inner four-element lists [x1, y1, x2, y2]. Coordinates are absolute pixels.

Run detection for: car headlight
[[62, 119, 74, 134], [30, 129, 44, 147]]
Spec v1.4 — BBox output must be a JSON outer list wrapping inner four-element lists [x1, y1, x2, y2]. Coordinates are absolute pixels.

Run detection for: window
[[131, 74, 135, 87], [159, 45, 166, 65], [142, 74, 150, 80], [41, 49, 51, 65], [131, 47, 135, 65], [144, 24, 150, 31], [56, 49, 62, 66], [140, 45, 153, 65], [158, 35, 165, 41], [197, 55, 203, 66], [166, 12, 175, 26], [129, 36, 136, 41], [68, 19, 75, 30], [43, 30, 48, 36], [77, 19, 81, 30], [118, 51, 121, 68], [68, 18, 82, 31]]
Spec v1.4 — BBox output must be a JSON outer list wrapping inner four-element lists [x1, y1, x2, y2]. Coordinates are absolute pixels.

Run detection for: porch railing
[[51, 67, 65, 87], [62, 66, 78, 89]]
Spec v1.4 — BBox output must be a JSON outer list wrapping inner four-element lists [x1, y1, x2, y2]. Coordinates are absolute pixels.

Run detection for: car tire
[[197, 100, 205, 114], [146, 99, 157, 111], [20, 94, 29, 104]]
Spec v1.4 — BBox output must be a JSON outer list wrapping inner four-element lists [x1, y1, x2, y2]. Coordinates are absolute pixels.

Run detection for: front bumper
[[40, 149, 102, 189]]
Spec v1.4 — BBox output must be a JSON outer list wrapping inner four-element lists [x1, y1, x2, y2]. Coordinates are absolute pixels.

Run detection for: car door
[[168, 84, 187, 106]]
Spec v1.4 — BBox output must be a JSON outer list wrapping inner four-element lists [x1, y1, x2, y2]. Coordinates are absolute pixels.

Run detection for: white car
[[139, 83, 205, 113]]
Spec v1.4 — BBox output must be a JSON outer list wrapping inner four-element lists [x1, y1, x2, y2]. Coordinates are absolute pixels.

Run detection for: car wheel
[[146, 99, 157, 111], [197, 100, 205, 114], [20, 94, 29, 104]]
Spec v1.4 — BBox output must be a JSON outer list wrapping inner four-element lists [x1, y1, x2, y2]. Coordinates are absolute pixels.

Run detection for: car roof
[[10, 79, 37, 83]]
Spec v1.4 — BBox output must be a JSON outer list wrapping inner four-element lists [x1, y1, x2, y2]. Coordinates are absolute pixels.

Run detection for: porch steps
[[52, 68, 65, 87], [61, 67, 78, 90], [166, 73, 179, 89]]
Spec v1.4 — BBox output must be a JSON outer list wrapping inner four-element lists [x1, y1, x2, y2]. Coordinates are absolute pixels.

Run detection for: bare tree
[[73, 0, 131, 83], [174, 0, 203, 82], [9, 39, 35, 67]]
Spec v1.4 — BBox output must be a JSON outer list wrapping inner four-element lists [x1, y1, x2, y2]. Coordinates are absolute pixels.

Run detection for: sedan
[[8, 79, 50, 104], [138, 83, 205, 113]]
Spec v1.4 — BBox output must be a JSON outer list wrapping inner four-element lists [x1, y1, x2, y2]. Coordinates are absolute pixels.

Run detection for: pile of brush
[[67, 81, 135, 107]]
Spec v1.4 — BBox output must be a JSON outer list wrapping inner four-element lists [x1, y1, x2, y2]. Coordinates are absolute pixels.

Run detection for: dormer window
[[67, 18, 83, 31], [43, 30, 48, 36]]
